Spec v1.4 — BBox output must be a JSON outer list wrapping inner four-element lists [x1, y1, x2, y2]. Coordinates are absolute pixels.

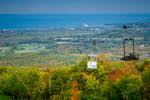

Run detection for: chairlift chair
[[120, 38, 139, 61], [120, 25, 139, 61]]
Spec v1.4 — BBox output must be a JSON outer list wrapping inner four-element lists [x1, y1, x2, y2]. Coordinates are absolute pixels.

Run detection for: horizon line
[[0, 12, 150, 15]]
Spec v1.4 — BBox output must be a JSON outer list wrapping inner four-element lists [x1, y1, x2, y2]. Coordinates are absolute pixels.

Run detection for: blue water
[[0, 14, 150, 29]]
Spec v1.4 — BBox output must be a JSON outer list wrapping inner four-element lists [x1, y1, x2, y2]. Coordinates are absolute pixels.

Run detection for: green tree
[[51, 68, 71, 99], [142, 69, 150, 99], [82, 75, 100, 100], [114, 76, 143, 100]]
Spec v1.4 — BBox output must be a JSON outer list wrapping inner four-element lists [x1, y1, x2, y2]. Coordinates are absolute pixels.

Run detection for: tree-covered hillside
[[0, 57, 150, 100]]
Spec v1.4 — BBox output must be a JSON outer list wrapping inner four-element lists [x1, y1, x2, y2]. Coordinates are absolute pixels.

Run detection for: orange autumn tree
[[70, 80, 80, 100]]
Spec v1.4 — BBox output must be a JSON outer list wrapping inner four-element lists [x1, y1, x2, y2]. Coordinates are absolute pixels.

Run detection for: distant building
[[143, 53, 150, 58]]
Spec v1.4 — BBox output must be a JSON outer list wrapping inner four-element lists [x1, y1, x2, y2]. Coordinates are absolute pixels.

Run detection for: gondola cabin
[[87, 54, 97, 69]]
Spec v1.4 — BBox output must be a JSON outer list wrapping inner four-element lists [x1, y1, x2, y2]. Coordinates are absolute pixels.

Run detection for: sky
[[0, 0, 150, 14]]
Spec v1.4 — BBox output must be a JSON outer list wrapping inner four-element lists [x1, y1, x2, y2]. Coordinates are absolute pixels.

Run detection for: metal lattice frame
[[123, 38, 135, 58], [121, 38, 139, 60]]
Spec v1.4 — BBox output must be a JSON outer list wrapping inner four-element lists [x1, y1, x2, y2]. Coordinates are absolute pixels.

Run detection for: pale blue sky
[[0, 0, 150, 14]]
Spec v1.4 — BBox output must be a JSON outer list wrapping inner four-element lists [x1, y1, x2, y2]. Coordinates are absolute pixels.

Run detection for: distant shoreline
[[0, 14, 150, 29]]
